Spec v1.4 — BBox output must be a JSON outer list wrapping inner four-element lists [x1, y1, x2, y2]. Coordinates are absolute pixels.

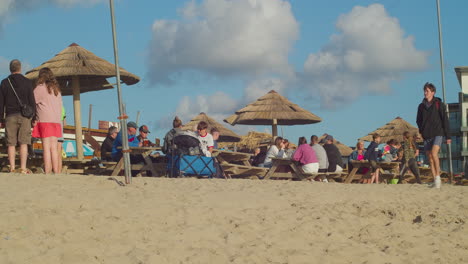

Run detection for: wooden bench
[[219, 163, 269, 179]]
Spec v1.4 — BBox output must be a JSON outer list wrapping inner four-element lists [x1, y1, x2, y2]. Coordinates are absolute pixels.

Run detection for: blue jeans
[[423, 136, 444, 152]]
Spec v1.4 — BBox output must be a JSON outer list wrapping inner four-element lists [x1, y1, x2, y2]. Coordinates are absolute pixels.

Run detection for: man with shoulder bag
[[0, 59, 36, 173]]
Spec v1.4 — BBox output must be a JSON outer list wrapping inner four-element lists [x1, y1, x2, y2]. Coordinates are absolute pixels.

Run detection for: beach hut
[[224, 90, 321, 137], [26, 43, 140, 159], [359, 117, 422, 143], [183, 112, 241, 142]]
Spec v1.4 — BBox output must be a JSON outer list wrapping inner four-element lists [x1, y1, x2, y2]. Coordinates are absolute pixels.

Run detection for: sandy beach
[[0, 173, 466, 264]]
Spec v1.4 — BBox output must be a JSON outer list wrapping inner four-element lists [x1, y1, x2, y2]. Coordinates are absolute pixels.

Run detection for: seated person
[[210, 127, 220, 149], [310, 135, 329, 173], [196, 121, 214, 157], [292, 137, 319, 173], [283, 139, 295, 158], [321, 134, 344, 173], [111, 121, 142, 163], [136, 125, 154, 146], [349, 141, 369, 183], [101, 126, 118, 161], [261, 137, 286, 168], [162, 116, 184, 154]]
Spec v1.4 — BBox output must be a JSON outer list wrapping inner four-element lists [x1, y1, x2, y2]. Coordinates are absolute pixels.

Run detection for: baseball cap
[[127, 121, 137, 129], [139, 125, 150, 133]]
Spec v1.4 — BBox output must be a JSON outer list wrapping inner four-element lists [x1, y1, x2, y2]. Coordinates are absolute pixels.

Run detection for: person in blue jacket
[[112, 121, 142, 162], [365, 133, 381, 184]]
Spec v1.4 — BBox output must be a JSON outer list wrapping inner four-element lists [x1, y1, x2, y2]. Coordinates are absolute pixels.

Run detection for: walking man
[[416, 82, 451, 188], [0, 59, 36, 173]]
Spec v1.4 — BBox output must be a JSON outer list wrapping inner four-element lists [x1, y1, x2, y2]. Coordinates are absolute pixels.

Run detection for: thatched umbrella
[[359, 116, 422, 144], [318, 134, 353, 156], [183, 112, 241, 142], [26, 43, 140, 159], [224, 90, 321, 137]]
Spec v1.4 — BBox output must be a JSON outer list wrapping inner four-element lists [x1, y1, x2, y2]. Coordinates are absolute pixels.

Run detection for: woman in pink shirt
[[292, 137, 319, 173], [32, 68, 63, 173]]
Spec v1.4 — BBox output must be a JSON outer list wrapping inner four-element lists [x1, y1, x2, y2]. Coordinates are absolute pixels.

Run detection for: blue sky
[[0, 0, 466, 146]]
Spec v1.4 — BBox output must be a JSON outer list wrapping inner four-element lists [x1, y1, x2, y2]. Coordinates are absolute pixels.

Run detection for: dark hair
[[298, 137, 307, 145], [108, 126, 118, 135], [423, 82, 436, 93], [210, 127, 219, 134], [386, 139, 395, 145], [197, 121, 208, 131], [274, 136, 283, 148], [9, 59, 21, 73], [173, 116, 182, 128], [37, 67, 61, 96], [372, 133, 380, 140]]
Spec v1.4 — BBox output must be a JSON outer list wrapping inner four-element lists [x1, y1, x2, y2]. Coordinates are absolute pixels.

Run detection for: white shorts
[[302, 163, 319, 173]]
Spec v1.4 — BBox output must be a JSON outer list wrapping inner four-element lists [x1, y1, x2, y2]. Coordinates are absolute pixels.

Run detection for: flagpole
[[436, 0, 453, 183], [109, 0, 131, 184]]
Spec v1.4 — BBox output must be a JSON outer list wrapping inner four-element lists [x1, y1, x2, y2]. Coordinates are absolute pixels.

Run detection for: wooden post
[[88, 104, 93, 132], [272, 118, 278, 138], [72, 76, 84, 160]]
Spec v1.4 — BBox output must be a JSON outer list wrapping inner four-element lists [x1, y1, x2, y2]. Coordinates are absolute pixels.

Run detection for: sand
[[0, 173, 466, 264]]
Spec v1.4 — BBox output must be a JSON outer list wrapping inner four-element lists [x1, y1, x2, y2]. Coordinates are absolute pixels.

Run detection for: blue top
[[111, 131, 140, 159], [364, 141, 380, 161]]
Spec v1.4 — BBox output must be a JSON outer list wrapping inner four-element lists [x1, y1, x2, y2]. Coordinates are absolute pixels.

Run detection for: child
[[398, 131, 422, 184], [365, 133, 381, 184]]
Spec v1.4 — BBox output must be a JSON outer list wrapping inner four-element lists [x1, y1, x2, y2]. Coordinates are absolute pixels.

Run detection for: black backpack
[[173, 134, 202, 156]]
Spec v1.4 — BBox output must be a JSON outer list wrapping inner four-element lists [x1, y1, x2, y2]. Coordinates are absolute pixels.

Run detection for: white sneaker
[[323, 178, 328, 183], [435, 176, 441, 189]]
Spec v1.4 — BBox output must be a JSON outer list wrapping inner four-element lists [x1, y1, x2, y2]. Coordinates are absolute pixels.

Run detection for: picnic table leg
[[289, 163, 305, 180], [345, 167, 359, 184], [141, 151, 158, 177], [263, 163, 279, 180], [111, 158, 124, 176]]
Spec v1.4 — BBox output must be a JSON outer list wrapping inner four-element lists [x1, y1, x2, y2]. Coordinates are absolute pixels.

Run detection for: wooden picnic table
[[111, 146, 162, 176], [345, 160, 400, 183], [263, 157, 306, 180], [212, 150, 252, 166]]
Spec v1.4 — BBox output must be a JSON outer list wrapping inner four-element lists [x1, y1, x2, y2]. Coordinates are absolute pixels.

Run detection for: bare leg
[[431, 145, 441, 177], [426, 150, 436, 179], [8, 146, 16, 172], [42, 137, 52, 173], [19, 144, 28, 172], [375, 169, 380, 183], [370, 173, 375, 184], [50, 137, 59, 173]]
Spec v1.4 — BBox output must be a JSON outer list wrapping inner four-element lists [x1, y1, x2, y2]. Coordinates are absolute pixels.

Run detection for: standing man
[[0, 59, 36, 173], [417, 82, 451, 188]]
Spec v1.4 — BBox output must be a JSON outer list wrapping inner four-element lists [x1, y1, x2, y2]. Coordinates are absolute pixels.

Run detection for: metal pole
[[436, 0, 453, 183], [109, 0, 131, 184]]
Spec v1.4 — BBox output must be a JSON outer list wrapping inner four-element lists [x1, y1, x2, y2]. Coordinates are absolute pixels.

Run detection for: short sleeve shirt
[[197, 132, 214, 157]]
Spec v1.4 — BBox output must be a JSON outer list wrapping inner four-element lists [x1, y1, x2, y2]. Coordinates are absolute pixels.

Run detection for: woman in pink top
[[292, 137, 319, 173], [32, 68, 63, 173]]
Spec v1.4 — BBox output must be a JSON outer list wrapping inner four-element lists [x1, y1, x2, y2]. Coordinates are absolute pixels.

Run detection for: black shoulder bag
[[7, 78, 34, 119]]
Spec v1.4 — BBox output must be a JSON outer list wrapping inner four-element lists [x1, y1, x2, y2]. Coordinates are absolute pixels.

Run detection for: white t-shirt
[[197, 132, 214, 157]]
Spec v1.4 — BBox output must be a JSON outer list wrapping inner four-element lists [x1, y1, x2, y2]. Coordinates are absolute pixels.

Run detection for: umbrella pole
[[72, 76, 84, 160], [272, 119, 278, 138]]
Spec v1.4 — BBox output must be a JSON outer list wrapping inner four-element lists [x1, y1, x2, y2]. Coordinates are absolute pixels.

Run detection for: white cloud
[[302, 4, 428, 108], [147, 0, 299, 84], [242, 78, 287, 103]]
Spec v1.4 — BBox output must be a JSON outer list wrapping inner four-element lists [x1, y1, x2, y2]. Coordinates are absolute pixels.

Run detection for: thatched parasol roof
[[318, 134, 353, 156], [225, 90, 322, 126], [183, 112, 241, 142], [25, 43, 140, 95], [359, 117, 422, 143], [237, 131, 273, 150]]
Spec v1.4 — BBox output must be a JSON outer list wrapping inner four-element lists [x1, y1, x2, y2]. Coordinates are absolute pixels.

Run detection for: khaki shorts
[[5, 114, 32, 146]]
